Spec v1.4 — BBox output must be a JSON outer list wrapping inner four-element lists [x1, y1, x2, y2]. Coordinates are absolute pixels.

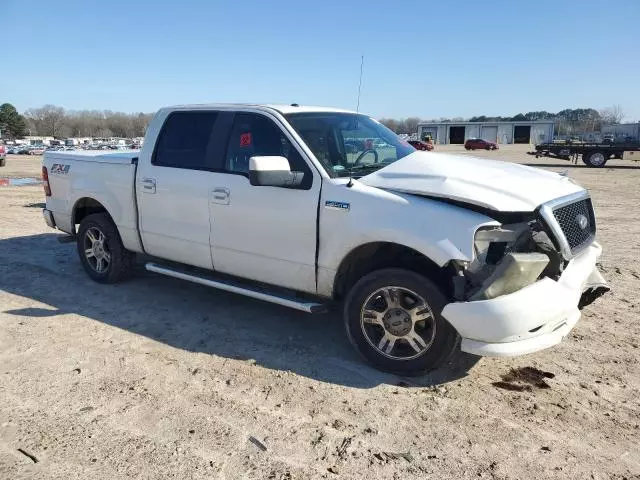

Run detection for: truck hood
[[359, 151, 584, 212]]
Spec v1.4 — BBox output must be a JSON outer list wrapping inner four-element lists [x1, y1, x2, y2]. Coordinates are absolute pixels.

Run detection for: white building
[[417, 121, 555, 145], [21, 136, 56, 146]]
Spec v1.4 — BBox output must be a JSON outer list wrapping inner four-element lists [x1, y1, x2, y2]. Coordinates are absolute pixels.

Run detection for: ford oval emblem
[[576, 214, 588, 230]]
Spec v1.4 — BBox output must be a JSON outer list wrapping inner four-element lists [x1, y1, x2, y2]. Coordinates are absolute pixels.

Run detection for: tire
[[77, 213, 135, 283], [343, 268, 459, 376], [583, 151, 607, 168], [0, 158, 5, 167]]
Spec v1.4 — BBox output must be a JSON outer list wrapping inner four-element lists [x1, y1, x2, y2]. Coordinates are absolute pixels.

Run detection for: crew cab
[[41, 104, 608, 375]]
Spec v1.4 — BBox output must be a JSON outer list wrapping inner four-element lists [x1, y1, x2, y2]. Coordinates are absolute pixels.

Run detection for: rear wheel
[[344, 268, 459, 376], [77, 213, 135, 283], [583, 151, 607, 167]]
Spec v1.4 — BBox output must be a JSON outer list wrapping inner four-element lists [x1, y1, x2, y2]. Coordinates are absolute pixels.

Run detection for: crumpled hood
[[359, 151, 584, 212]]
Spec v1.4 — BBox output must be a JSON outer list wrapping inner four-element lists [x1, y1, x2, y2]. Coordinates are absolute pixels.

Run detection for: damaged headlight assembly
[[452, 222, 563, 301]]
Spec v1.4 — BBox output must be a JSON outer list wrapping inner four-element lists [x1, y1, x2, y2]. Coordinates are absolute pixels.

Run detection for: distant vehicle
[[408, 140, 434, 151], [7, 146, 22, 154], [18, 146, 33, 155], [535, 140, 640, 167], [28, 147, 46, 155], [465, 138, 498, 150], [0, 144, 5, 166]]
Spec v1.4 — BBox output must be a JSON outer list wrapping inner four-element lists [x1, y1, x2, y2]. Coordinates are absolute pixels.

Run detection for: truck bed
[[43, 150, 142, 252]]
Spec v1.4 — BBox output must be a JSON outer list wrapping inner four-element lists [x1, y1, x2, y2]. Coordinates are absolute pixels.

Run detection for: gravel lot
[[1, 147, 639, 480]]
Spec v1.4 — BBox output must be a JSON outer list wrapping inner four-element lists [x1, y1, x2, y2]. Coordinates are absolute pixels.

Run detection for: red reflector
[[42, 166, 51, 196]]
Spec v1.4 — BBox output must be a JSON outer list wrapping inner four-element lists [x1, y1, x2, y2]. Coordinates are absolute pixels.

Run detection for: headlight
[[473, 224, 527, 265], [468, 223, 551, 300]]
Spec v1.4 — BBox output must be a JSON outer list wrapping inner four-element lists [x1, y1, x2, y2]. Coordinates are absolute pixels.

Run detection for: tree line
[[0, 103, 153, 140], [0, 102, 628, 140], [379, 106, 626, 136]]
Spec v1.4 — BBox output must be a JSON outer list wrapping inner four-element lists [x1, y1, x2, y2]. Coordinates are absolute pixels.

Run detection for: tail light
[[42, 166, 51, 196]]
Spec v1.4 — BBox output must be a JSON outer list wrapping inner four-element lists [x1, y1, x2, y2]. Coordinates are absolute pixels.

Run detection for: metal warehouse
[[417, 121, 555, 145]]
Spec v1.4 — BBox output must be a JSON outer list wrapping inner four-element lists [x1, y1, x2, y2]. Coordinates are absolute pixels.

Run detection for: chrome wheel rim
[[83, 227, 111, 273], [360, 286, 436, 360]]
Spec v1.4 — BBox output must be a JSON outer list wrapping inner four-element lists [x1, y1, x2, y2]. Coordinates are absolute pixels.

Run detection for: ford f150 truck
[[41, 104, 609, 375]]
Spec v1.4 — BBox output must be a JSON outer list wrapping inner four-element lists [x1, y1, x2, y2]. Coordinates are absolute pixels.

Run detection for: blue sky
[[2, 0, 639, 121]]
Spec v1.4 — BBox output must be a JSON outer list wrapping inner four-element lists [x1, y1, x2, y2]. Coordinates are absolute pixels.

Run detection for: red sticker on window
[[240, 132, 252, 147]]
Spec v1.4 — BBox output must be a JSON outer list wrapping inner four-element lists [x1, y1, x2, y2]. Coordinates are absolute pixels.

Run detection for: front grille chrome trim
[[538, 190, 593, 260]]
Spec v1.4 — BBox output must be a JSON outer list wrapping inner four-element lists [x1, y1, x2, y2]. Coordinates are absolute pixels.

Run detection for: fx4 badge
[[325, 200, 350, 211], [51, 164, 71, 175]]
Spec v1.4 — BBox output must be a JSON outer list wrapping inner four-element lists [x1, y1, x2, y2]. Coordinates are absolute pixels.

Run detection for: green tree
[[0, 103, 27, 138]]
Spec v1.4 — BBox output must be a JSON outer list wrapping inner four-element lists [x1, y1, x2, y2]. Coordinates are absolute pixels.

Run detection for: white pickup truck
[[42, 104, 608, 375]]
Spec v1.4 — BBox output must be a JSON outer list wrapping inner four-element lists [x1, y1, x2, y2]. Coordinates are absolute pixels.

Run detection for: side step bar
[[145, 263, 327, 314]]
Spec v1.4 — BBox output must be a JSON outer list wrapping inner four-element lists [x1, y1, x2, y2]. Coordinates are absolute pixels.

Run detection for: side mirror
[[249, 156, 304, 187]]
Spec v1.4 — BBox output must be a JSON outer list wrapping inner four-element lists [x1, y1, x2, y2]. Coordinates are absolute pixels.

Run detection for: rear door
[[136, 110, 230, 269]]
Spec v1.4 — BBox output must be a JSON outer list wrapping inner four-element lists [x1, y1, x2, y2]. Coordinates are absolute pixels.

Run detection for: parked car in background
[[0, 144, 6, 166], [28, 147, 46, 155], [408, 140, 434, 151], [465, 138, 498, 150]]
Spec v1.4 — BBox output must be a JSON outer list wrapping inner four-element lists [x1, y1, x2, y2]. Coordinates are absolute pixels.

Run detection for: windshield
[[285, 112, 416, 178]]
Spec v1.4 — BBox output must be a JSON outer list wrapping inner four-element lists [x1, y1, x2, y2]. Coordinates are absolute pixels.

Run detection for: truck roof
[[164, 103, 358, 115]]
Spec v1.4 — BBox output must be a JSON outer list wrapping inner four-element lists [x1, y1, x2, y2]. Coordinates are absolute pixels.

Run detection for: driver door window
[[225, 113, 312, 189]]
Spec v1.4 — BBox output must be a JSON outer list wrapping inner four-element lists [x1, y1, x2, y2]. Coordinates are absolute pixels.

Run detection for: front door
[[209, 112, 320, 293]]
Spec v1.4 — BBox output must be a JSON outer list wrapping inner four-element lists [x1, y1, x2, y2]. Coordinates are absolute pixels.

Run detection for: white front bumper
[[442, 242, 604, 357]]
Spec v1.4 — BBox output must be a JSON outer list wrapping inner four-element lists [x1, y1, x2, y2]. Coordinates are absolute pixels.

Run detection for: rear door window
[[153, 111, 219, 170]]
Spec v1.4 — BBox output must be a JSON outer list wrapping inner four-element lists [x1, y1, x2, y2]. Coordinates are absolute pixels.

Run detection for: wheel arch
[[332, 242, 452, 302], [72, 197, 114, 234]]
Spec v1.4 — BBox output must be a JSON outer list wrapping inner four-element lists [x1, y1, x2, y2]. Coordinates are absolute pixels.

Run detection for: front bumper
[[442, 242, 606, 357]]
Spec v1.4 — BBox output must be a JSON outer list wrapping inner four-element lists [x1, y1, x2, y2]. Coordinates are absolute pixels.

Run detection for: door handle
[[212, 187, 230, 205], [141, 178, 156, 194]]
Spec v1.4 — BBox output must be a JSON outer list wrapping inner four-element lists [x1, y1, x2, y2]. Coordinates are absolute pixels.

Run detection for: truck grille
[[552, 198, 596, 253]]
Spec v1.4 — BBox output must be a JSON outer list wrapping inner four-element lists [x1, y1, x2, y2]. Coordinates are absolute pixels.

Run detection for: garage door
[[514, 125, 531, 144], [480, 126, 498, 143], [449, 126, 465, 144]]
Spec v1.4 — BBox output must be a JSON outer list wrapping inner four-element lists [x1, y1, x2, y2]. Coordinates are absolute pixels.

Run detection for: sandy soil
[[1, 148, 639, 480]]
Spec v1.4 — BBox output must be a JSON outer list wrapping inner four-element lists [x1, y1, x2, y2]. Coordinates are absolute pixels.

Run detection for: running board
[[145, 263, 327, 314]]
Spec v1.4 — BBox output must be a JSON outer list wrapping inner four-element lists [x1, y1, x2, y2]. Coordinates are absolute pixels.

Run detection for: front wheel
[[77, 213, 135, 283], [343, 268, 459, 376]]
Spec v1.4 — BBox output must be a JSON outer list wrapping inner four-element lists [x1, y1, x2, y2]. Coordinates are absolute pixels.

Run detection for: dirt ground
[[1, 146, 639, 480]]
